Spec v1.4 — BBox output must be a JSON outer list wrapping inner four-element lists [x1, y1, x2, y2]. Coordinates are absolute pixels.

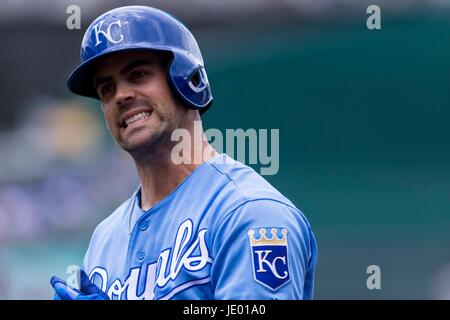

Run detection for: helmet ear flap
[[188, 67, 208, 93], [167, 51, 212, 110]]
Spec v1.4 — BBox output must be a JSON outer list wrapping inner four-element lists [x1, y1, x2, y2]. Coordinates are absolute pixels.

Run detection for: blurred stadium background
[[1, 0, 450, 299]]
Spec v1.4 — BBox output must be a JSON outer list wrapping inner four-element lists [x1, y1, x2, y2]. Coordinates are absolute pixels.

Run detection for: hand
[[50, 269, 110, 300]]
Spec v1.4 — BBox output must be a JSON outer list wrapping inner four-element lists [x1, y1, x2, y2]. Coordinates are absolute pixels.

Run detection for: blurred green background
[[204, 13, 450, 299], [0, 1, 449, 299]]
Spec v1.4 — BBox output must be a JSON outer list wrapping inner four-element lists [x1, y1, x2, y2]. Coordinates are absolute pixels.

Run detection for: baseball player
[[50, 6, 318, 300]]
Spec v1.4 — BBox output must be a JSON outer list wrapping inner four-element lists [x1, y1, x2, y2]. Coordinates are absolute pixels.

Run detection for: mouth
[[120, 110, 153, 129]]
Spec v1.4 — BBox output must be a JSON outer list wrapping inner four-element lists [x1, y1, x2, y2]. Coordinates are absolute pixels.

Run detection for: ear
[[190, 109, 201, 121]]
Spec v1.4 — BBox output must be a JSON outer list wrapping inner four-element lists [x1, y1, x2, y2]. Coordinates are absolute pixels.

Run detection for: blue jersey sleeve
[[210, 199, 318, 299]]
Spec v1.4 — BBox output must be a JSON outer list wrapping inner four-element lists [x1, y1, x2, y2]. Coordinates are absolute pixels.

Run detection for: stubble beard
[[123, 123, 175, 164]]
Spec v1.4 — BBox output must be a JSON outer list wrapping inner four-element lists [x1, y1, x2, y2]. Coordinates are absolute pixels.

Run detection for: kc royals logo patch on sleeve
[[248, 227, 290, 290]]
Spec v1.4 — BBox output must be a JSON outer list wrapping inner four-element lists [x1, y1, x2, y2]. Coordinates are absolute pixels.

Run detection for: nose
[[114, 81, 136, 106]]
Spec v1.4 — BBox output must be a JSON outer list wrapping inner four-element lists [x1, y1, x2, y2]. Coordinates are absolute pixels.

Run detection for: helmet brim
[[67, 46, 170, 99]]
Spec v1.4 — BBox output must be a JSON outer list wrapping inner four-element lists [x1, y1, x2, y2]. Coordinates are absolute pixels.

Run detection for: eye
[[100, 83, 114, 96], [129, 70, 150, 81]]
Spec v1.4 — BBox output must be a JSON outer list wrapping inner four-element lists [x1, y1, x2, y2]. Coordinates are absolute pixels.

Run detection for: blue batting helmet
[[67, 6, 213, 112]]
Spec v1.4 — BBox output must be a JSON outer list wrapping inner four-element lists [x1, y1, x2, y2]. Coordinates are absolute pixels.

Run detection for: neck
[[133, 123, 217, 211]]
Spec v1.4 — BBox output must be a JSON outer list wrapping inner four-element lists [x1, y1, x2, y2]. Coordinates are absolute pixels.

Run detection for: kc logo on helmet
[[248, 227, 290, 290], [93, 19, 124, 46]]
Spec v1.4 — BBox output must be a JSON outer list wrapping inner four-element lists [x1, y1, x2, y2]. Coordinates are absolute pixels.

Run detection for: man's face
[[93, 50, 188, 156]]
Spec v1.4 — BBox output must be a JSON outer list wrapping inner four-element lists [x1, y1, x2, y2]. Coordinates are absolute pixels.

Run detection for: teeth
[[125, 112, 151, 126]]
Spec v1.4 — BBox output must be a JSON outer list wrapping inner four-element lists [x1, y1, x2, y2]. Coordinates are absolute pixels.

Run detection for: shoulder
[[206, 153, 292, 204], [83, 194, 134, 270], [210, 199, 315, 254], [93, 198, 131, 235], [86, 193, 134, 251], [205, 154, 308, 229], [204, 154, 315, 250]]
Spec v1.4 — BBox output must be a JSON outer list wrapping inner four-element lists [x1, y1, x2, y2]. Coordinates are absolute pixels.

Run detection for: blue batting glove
[[50, 270, 109, 300]]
